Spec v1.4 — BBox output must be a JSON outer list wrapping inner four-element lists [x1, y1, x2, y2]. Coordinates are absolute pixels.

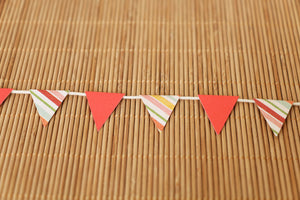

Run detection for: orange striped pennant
[[141, 95, 179, 132]]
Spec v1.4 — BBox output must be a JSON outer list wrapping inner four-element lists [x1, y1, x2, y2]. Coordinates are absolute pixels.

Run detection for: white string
[[237, 99, 255, 103], [9, 90, 300, 106], [179, 96, 199, 100], [11, 90, 30, 94], [123, 96, 141, 99], [69, 92, 86, 96]]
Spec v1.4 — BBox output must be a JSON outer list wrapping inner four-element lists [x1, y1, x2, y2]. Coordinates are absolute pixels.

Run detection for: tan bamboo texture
[[0, 0, 299, 199]]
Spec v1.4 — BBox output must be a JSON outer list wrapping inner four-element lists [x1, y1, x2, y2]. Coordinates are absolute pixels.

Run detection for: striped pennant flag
[[30, 90, 69, 126], [141, 95, 179, 132], [254, 99, 293, 136]]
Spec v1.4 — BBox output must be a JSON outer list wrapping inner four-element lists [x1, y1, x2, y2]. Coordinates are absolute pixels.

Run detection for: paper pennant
[[0, 88, 13, 105], [85, 92, 125, 131], [141, 95, 179, 132], [198, 95, 239, 134], [30, 90, 69, 126], [254, 99, 293, 136]]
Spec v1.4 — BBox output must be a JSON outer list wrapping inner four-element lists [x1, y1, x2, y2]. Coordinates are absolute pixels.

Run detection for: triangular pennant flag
[[85, 92, 125, 131], [198, 95, 239, 134], [254, 99, 293, 136], [30, 89, 69, 126], [140, 95, 179, 132], [0, 88, 13, 105]]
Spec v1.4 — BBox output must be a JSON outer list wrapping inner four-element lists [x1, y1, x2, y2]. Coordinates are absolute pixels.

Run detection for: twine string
[[10, 90, 300, 106]]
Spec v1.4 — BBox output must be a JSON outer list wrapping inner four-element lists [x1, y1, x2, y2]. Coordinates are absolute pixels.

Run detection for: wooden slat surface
[[0, 0, 299, 199]]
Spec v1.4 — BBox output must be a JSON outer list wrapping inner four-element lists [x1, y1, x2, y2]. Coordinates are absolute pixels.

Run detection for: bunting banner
[[0, 88, 13, 105], [198, 95, 239, 134], [0, 88, 299, 136], [30, 90, 69, 126], [141, 95, 179, 132], [254, 99, 293, 136], [85, 92, 125, 131]]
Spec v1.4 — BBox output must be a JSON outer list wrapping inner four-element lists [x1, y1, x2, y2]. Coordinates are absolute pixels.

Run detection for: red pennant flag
[[198, 95, 239, 134], [85, 92, 125, 131], [0, 88, 13, 105]]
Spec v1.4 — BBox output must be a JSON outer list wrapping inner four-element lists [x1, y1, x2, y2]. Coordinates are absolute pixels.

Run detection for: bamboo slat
[[0, 0, 299, 199]]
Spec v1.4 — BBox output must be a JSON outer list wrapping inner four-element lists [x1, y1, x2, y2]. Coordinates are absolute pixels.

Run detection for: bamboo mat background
[[0, 0, 299, 199]]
